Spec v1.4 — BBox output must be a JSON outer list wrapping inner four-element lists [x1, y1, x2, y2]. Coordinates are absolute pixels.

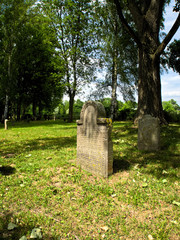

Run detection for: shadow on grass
[[0, 211, 55, 240], [113, 158, 130, 173], [0, 136, 77, 157], [0, 166, 16, 176], [113, 121, 180, 181]]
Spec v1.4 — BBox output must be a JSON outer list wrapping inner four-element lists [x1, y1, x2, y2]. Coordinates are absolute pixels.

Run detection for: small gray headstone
[[77, 101, 113, 177], [138, 115, 160, 151]]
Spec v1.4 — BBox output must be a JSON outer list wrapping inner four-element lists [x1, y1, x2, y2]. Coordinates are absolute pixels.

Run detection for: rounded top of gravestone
[[80, 101, 106, 122]]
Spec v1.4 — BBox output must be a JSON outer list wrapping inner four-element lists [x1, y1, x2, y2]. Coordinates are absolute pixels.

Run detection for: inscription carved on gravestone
[[138, 115, 160, 151], [77, 101, 113, 178]]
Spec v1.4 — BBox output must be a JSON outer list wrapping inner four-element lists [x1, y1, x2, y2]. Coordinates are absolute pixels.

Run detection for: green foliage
[[97, 99, 137, 121], [73, 99, 84, 119], [167, 39, 180, 74], [173, 0, 180, 12], [0, 0, 64, 120], [41, 0, 97, 121], [117, 100, 137, 121], [89, 0, 138, 103], [100, 98, 112, 117], [163, 99, 180, 122]]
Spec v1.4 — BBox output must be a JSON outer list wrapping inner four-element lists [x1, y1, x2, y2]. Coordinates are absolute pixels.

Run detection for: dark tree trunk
[[17, 100, 21, 121], [68, 60, 77, 123], [68, 91, 75, 122], [135, 47, 166, 124], [33, 101, 36, 120], [39, 102, 43, 120], [3, 95, 9, 121], [110, 47, 118, 121], [3, 54, 11, 121]]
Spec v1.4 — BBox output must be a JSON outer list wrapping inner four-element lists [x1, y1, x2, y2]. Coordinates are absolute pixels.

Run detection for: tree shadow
[[0, 166, 16, 176], [0, 136, 77, 158], [112, 121, 180, 181], [0, 211, 31, 240], [113, 158, 130, 173], [0, 211, 55, 239]]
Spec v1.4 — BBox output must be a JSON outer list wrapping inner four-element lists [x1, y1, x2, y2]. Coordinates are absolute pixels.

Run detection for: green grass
[[0, 120, 180, 239]]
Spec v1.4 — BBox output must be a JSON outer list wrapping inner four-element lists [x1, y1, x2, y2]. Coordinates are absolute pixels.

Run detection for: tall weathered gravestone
[[77, 101, 113, 178], [138, 115, 160, 151]]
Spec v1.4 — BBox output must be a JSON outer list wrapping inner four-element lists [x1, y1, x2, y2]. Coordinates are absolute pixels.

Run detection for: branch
[[127, 0, 143, 25], [113, 0, 141, 48], [153, 12, 180, 60], [146, 0, 166, 31]]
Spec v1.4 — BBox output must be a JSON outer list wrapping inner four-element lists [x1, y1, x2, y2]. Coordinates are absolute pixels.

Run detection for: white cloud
[[161, 71, 180, 104]]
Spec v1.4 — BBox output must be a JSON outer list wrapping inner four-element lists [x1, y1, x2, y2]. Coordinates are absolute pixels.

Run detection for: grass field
[[0, 120, 180, 240]]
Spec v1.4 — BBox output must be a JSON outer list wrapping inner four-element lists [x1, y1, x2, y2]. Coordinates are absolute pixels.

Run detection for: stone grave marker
[[5, 119, 9, 130], [138, 115, 160, 151], [77, 101, 113, 178]]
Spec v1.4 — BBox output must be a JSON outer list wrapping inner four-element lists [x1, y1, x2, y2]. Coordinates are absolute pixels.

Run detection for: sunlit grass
[[0, 120, 179, 239]]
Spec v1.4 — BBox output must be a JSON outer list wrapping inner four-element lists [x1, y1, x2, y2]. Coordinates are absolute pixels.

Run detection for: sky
[[161, 0, 180, 105]]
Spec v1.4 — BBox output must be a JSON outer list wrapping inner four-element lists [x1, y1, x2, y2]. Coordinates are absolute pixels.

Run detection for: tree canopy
[[0, 0, 64, 121], [166, 39, 180, 74], [40, 0, 98, 122], [111, 0, 180, 123], [0, 0, 179, 122]]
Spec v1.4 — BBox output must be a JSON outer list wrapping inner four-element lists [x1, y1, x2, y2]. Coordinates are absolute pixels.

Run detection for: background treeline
[[0, 0, 64, 122], [20, 98, 178, 123]]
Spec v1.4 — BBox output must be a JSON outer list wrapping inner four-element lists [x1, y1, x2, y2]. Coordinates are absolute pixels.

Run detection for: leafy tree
[[89, 1, 138, 120], [102, 1, 138, 120], [111, 0, 180, 124], [118, 100, 137, 120], [73, 99, 84, 119], [100, 98, 112, 117], [0, 0, 33, 120], [166, 39, 180, 74], [0, 0, 64, 121], [163, 99, 180, 111], [163, 99, 180, 122], [13, 16, 64, 120], [41, 0, 97, 122]]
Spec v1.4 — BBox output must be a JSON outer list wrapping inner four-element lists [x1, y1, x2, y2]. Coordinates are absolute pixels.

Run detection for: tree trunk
[[135, 46, 166, 124], [3, 95, 9, 121], [110, 19, 118, 121], [68, 91, 75, 122], [33, 101, 36, 120], [110, 47, 118, 121], [68, 60, 77, 122], [17, 99, 21, 121], [39, 102, 43, 120], [3, 54, 11, 121]]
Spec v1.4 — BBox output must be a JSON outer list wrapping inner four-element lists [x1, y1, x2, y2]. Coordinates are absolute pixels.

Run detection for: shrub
[[163, 99, 180, 122], [117, 101, 137, 121]]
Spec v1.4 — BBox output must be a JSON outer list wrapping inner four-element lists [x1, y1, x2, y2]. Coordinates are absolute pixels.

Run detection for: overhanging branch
[[153, 12, 180, 60], [113, 0, 141, 48]]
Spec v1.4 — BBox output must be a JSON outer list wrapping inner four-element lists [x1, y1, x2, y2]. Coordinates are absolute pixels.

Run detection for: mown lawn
[[0, 120, 180, 240]]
